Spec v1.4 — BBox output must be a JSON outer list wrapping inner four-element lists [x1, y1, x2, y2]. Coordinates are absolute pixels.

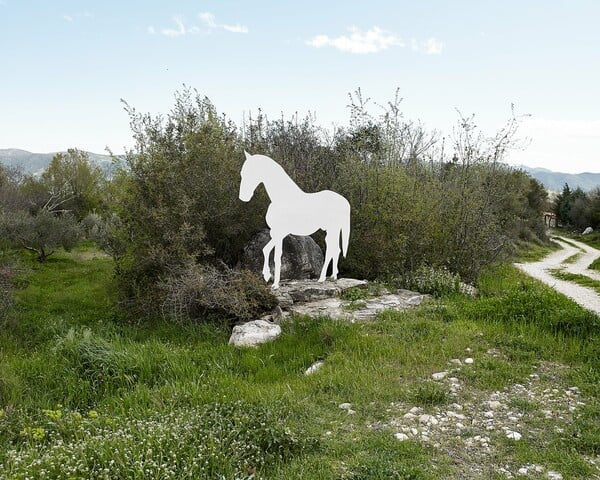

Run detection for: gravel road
[[514, 236, 600, 315]]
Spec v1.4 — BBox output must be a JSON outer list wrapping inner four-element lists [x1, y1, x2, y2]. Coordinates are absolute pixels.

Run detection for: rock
[[432, 371, 448, 380], [394, 432, 409, 441], [304, 360, 324, 375], [419, 414, 438, 425], [229, 320, 282, 347], [288, 288, 428, 322], [464, 357, 474, 364], [547, 472, 563, 480], [506, 430, 522, 441], [488, 401, 502, 410], [240, 229, 324, 280], [277, 278, 367, 304], [450, 358, 462, 365], [582, 227, 594, 235], [339, 402, 352, 410]]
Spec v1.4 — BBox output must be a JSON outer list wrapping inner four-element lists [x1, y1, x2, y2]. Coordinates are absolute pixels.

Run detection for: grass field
[[1, 246, 600, 478]]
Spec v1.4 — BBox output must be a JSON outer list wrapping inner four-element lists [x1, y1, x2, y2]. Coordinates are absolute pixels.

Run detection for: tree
[[0, 210, 82, 262], [37, 149, 106, 219]]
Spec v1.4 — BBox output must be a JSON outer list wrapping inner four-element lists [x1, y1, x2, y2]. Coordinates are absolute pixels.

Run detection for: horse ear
[[244, 150, 251, 159]]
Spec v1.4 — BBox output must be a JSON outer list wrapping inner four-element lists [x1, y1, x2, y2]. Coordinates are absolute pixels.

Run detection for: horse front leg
[[273, 238, 283, 289], [262, 238, 276, 282]]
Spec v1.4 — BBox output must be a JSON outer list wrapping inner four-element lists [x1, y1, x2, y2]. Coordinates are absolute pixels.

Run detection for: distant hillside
[[0, 149, 114, 176], [519, 165, 600, 193]]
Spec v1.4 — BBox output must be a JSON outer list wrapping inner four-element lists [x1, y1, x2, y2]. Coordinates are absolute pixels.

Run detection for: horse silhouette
[[239, 152, 351, 289]]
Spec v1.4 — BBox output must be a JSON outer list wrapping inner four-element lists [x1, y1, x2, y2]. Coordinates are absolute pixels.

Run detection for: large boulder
[[240, 229, 324, 281], [228, 319, 282, 347]]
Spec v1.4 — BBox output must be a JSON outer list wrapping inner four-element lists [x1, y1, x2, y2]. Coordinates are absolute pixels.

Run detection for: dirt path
[[514, 236, 600, 316]]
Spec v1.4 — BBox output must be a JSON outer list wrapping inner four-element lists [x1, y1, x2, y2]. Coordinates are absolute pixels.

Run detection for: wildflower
[[21, 426, 46, 440], [42, 409, 63, 421]]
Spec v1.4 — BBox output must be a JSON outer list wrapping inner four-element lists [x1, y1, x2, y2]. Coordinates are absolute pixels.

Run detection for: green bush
[[111, 88, 549, 318], [395, 265, 462, 297]]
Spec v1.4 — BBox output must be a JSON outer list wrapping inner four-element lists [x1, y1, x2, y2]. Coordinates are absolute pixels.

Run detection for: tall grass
[[1, 246, 600, 478]]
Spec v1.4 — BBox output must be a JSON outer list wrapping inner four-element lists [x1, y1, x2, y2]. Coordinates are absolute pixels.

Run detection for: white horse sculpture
[[239, 152, 351, 289]]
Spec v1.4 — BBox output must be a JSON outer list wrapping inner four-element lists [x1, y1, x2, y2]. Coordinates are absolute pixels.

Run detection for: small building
[[543, 212, 556, 227]]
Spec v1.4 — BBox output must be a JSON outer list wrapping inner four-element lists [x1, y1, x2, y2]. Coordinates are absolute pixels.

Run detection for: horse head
[[239, 151, 261, 202]]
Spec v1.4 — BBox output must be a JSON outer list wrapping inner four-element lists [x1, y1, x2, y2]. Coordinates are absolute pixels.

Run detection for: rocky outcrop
[[240, 229, 324, 281], [229, 278, 428, 346]]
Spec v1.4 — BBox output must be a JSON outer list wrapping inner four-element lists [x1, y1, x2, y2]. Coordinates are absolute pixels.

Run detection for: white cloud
[[306, 26, 403, 54], [198, 12, 217, 28], [198, 11, 248, 34], [62, 12, 93, 22], [154, 12, 248, 37], [423, 37, 444, 55], [410, 37, 444, 55], [161, 16, 189, 37], [223, 23, 249, 34]]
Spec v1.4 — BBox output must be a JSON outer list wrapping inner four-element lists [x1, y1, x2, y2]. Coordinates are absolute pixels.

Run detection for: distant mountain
[[0, 149, 115, 176], [518, 166, 600, 193]]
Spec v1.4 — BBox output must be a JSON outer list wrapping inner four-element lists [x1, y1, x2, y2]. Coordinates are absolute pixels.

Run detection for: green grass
[[1, 246, 600, 478], [562, 252, 583, 264], [515, 239, 561, 262], [549, 268, 600, 294], [573, 231, 600, 250]]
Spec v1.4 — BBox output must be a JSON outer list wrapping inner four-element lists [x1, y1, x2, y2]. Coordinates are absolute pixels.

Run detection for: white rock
[[464, 357, 474, 364], [518, 467, 529, 475], [339, 402, 352, 410], [432, 371, 448, 380], [347, 409, 356, 415], [304, 360, 324, 375], [547, 472, 563, 480], [409, 406, 421, 414], [506, 430, 522, 441], [394, 432, 409, 441], [229, 320, 282, 347], [484, 411, 494, 418], [488, 400, 502, 410], [450, 358, 462, 365], [419, 414, 438, 425]]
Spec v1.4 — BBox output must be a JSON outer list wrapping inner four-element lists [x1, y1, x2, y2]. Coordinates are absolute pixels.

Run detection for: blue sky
[[1, 0, 599, 173]]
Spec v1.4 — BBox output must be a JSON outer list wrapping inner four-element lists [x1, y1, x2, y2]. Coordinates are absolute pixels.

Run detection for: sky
[[0, 1, 599, 173]]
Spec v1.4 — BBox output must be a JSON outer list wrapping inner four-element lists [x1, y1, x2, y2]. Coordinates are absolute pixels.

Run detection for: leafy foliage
[[0, 210, 82, 262], [109, 88, 550, 319]]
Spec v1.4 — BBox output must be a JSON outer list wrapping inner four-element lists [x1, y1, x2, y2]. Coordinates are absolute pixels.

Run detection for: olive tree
[[0, 210, 82, 262]]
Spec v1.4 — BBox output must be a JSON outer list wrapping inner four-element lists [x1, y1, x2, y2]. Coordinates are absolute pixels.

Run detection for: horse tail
[[341, 201, 350, 257]]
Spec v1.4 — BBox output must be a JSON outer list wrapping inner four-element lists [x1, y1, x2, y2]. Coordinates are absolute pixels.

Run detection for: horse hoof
[[263, 272, 271, 282], [272, 284, 280, 290]]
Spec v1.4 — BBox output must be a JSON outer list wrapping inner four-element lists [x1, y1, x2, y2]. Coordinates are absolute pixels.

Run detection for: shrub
[[395, 265, 462, 297], [159, 264, 277, 324]]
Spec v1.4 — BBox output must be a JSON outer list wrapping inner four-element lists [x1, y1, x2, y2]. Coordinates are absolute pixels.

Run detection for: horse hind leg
[[330, 230, 341, 280], [319, 230, 338, 282]]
